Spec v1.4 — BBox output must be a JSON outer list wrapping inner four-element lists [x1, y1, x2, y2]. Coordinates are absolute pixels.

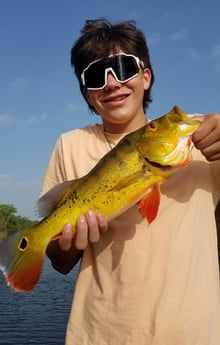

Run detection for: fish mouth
[[144, 158, 173, 171], [143, 136, 193, 170]]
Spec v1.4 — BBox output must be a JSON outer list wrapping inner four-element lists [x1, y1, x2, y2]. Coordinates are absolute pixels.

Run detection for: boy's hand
[[192, 113, 220, 161], [59, 211, 108, 251]]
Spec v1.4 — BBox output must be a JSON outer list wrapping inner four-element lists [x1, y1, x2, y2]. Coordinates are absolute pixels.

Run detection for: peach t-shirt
[[41, 124, 220, 345]]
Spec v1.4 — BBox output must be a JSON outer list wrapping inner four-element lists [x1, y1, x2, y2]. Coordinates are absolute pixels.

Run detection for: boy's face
[[83, 53, 152, 132]]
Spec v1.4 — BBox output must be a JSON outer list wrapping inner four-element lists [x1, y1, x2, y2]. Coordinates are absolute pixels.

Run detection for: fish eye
[[146, 121, 157, 131], [18, 236, 29, 252]]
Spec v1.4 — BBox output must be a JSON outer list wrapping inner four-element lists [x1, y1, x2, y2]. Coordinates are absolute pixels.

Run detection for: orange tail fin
[[0, 231, 45, 292]]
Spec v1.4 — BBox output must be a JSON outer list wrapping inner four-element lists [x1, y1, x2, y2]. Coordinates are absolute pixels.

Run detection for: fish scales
[[0, 106, 201, 292]]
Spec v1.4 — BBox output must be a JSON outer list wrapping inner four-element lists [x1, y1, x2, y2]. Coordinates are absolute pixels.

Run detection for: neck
[[102, 114, 148, 134]]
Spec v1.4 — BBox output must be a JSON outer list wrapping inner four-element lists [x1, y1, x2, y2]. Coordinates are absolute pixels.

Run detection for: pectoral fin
[[110, 168, 151, 192], [137, 184, 160, 224]]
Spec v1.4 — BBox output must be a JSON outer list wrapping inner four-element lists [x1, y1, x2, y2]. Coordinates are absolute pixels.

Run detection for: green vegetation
[[0, 204, 36, 241]]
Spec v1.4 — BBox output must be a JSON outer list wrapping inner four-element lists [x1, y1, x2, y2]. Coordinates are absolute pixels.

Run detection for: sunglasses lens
[[82, 55, 140, 89], [83, 60, 106, 89], [115, 55, 139, 81]]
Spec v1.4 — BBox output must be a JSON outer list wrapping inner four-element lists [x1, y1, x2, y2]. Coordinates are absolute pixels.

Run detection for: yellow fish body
[[0, 106, 200, 292]]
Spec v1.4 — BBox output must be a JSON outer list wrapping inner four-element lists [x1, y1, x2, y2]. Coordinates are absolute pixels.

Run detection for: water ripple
[[0, 258, 78, 345]]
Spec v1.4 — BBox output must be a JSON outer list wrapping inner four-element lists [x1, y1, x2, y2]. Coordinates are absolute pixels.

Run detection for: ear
[[142, 68, 152, 90]]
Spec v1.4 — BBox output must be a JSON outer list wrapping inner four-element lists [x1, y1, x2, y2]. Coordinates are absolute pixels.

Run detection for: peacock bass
[[0, 106, 200, 292]]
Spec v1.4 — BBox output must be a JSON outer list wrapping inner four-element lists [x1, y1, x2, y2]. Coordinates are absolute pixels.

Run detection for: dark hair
[[70, 18, 154, 113]]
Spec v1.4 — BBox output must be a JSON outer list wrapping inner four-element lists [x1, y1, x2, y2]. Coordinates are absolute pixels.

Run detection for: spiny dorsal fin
[[37, 179, 81, 218]]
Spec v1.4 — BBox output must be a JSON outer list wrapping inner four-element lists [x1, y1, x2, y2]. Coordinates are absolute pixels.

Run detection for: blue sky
[[1, 0, 220, 219]]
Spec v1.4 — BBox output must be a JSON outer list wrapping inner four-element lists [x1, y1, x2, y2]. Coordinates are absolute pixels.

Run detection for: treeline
[[0, 204, 36, 241]]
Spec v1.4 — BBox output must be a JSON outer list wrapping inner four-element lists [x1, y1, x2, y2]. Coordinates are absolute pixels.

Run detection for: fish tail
[[0, 229, 46, 292]]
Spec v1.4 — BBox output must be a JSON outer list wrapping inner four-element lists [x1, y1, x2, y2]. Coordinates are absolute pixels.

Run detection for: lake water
[[0, 258, 78, 345]]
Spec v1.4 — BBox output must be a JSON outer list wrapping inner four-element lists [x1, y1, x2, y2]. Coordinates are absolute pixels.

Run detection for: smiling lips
[[103, 93, 129, 104]]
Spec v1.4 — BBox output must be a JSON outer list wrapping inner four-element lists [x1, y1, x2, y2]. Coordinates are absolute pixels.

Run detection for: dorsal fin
[[37, 179, 80, 218]]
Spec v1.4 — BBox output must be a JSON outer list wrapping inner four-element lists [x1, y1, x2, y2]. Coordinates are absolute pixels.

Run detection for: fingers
[[75, 211, 108, 250], [86, 210, 101, 243], [192, 113, 220, 161], [96, 213, 108, 233], [59, 223, 74, 251], [58, 211, 108, 251], [193, 114, 217, 144], [75, 215, 89, 250]]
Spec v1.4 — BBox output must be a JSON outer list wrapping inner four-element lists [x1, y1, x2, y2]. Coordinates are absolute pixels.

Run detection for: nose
[[104, 71, 121, 91]]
